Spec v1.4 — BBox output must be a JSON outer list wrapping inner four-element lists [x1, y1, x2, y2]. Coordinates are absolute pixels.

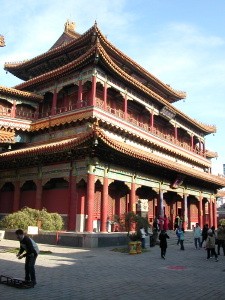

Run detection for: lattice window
[[120, 196, 126, 215], [108, 196, 115, 219], [93, 191, 101, 218]]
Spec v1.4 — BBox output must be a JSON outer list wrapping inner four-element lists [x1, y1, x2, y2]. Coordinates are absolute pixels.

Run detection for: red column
[[202, 140, 206, 157], [191, 135, 194, 151], [103, 82, 108, 110], [174, 125, 178, 141], [90, 76, 96, 106], [35, 179, 42, 210], [11, 101, 16, 118], [158, 189, 164, 230], [199, 139, 202, 152], [13, 181, 20, 212], [209, 200, 213, 227], [129, 182, 136, 213], [128, 182, 136, 231], [68, 174, 77, 231], [86, 173, 95, 232], [124, 95, 127, 120], [51, 89, 58, 115], [78, 80, 83, 108], [213, 200, 218, 229], [198, 196, 203, 228], [150, 111, 154, 131], [101, 176, 108, 232], [35, 105, 39, 119], [183, 193, 188, 230]]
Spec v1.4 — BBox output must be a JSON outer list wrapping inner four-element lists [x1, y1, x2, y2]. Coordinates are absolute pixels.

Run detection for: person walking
[[159, 230, 170, 259], [193, 223, 202, 249], [217, 224, 225, 256], [205, 229, 218, 262], [176, 227, 181, 245], [139, 226, 147, 249], [15, 229, 39, 287], [178, 227, 185, 250], [201, 224, 209, 247], [174, 215, 180, 230]]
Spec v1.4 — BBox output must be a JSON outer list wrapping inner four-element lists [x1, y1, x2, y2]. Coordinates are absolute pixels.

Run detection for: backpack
[[30, 238, 40, 254]]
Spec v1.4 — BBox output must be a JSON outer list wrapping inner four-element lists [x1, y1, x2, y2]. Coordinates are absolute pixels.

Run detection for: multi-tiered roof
[[2, 21, 225, 190]]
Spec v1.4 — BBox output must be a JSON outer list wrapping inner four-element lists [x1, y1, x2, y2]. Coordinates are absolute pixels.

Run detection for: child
[[205, 229, 218, 262], [176, 227, 181, 245], [159, 230, 170, 259], [178, 227, 185, 250]]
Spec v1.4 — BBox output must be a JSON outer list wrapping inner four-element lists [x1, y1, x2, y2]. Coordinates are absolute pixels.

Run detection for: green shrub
[[0, 207, 64, 231], [219, 219, 225, 226]]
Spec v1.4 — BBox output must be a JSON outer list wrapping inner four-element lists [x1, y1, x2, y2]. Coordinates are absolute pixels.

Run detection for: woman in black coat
[[159, 230, 170, 259]]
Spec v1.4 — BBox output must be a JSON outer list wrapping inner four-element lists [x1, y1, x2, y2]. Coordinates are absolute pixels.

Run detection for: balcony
[[0, 100, 205, 157]]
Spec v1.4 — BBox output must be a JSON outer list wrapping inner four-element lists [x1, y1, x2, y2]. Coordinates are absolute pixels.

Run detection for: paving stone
[[0, 231, 224, 300]]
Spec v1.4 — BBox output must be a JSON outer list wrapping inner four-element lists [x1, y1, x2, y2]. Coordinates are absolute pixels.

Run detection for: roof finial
[[64, 20, 76, 33], [0, 35, 5, 47]]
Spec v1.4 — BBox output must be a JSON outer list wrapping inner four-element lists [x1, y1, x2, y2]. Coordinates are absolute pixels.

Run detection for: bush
[[219, 219, 225, 226], [0, 207, 64, 231]]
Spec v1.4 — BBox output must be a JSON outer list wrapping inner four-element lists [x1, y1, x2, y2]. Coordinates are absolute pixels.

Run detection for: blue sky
[[0, 0, 225, 176]]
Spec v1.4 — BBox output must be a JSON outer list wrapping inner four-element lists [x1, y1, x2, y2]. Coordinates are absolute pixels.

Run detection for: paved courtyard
[[0, 231, 224, 300]]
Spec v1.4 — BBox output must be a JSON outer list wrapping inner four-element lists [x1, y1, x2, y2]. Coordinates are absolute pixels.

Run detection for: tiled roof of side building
[[0, 85, 43, 101]]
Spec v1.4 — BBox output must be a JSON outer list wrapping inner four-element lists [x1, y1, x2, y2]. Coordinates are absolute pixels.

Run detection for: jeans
[[207, 248, 217, 260], [161, 247, 167, 257], [141, 238, 146, 249], [217, 240, 225, 255], [180, 240, 184, 250], [194, 237, 201, 249], [25, 253, 37, 283]]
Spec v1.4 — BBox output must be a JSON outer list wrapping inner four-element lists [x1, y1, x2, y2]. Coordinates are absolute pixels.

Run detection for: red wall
[[0, 191, 14, 213], [20, 191, 36, 209], [42, 189, 69, 214]]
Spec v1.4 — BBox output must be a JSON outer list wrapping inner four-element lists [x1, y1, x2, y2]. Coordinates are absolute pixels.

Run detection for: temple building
[[0, 20, 225, 232]]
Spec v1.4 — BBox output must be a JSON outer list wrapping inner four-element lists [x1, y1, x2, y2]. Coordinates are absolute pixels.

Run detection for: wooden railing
[[0, 101, 205, 157]]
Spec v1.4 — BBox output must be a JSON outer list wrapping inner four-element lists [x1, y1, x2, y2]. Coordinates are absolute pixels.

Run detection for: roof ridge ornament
[[0, 35, 5, 47], [64, 20, 75, 33]]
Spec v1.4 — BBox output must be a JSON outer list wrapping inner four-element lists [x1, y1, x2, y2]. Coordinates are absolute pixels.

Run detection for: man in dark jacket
[[15, 229, 39, 286]]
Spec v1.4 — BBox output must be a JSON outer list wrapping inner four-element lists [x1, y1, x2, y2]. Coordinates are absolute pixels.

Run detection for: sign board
[[137, 199, 148, 212], [27, 226, 39, 235]]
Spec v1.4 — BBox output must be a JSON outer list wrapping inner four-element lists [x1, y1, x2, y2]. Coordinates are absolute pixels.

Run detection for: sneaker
[[215, 259, 218, 262]]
